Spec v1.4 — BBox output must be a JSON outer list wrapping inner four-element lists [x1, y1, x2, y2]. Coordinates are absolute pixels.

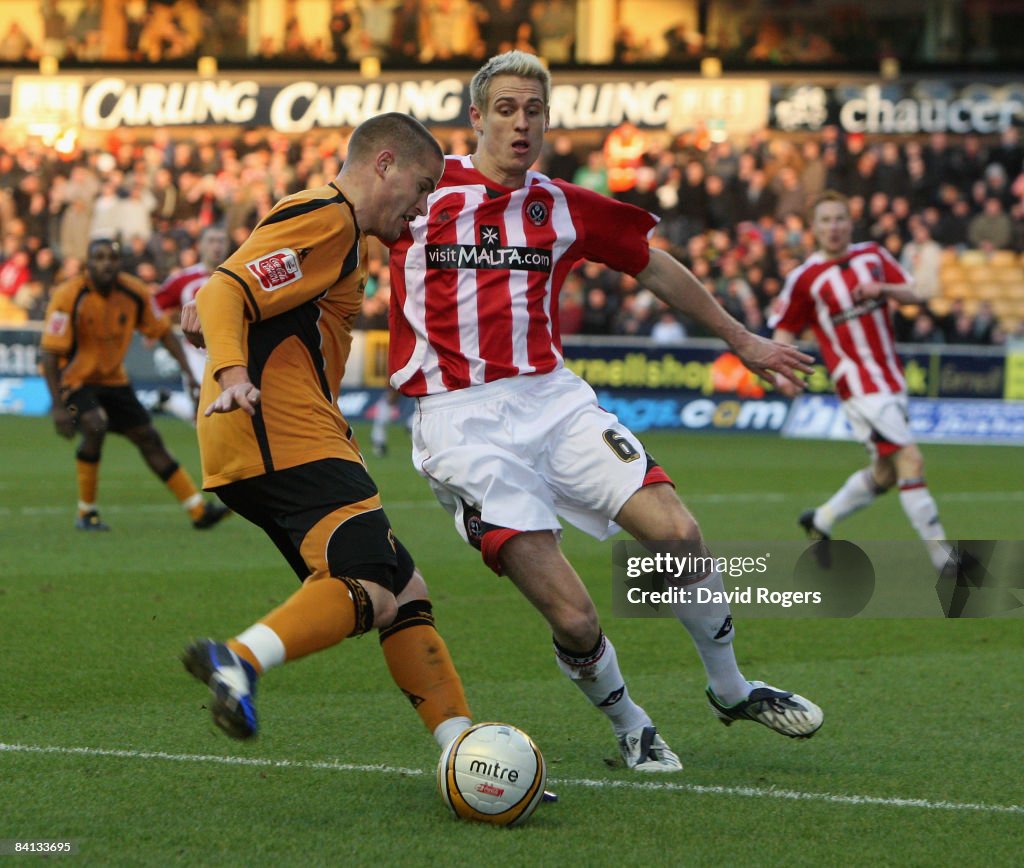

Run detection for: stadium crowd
[[2, 0, 1001, 69], [1, 119, 1022, 345]]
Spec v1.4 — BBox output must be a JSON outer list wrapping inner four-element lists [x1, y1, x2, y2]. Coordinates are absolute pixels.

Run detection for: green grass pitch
[[1, 414, 1021, 865]]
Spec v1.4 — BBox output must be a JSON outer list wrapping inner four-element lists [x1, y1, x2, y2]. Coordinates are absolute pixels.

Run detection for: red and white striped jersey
[[769, 241, 909, 400], [154, 262, 211, 313], [387, 155, 658, 396]]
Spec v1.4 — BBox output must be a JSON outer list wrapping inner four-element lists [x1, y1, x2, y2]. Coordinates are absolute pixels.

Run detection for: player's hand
[[206, 365, 259, 416], [51, 406, 75, 439], [732, 332, 814, 391], [204, 383, 261, 417], [180, 301, 205, 348], [852, 280, 883, 302]]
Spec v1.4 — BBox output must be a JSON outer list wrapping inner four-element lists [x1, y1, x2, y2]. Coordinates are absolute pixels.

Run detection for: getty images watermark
[[612, 540, 1024, 619]]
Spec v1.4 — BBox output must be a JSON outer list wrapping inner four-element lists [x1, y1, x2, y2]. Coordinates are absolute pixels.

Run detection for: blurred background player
[[39, 237, 229, 532], [770, 191, 950, 573], [388, 51, 823, 772], [180, 113, 471, 752], [152, 225, 231, 422], [369, 385, 401, 457]]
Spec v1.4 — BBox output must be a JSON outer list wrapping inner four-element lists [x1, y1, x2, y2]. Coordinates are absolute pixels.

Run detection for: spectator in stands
[[968, 197, 1013, 250], [945, 302, 980, 345], [971, 300, 998, 344], [676, 159, 710, 239], [706, 140, 740, 183], [910, 310, 945, 343], [544, 134, 580, 182], [663, 22, 701, 62], [738, 169, 777, 222], [558, 270, 585, 335], [798, 139, 826, 205], [421, 0, 480, 62], [991, 127, 1023, 179], [982, 162, 1013, 210], [580, 286, 616, 334], [0, 247, 30, 300], [532, 0, 575, 63], [41, 0, 69, 58], [905, 153, 934, 211], [573, 150, 610, 195], [477, 0, 520, 55], [651, 308, 688, 343], [357, 0, 399, 59], [0, 21, 35, 61], [924, 131, 959, 189], [705, 173, 738, 229], [604, 121, 648, 198], [772, 166, 805, 220], [899, 219, 942, 300], [389, 0, 422, 61], [955, 134, 988, 189], [329, 0, 354, 62], [875, 141, 909, 200], [934, 196, 971, 248]]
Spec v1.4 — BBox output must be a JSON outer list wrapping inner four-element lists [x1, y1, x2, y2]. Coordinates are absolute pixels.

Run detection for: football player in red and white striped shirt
[[770, 191, 949, 571], [388, 51, 824, 770], [153, 226, 230, 421]]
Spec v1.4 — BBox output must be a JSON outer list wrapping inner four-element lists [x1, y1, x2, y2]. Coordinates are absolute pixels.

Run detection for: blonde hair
[[810, 189, 850, 220], [470, 51, 551, 112]]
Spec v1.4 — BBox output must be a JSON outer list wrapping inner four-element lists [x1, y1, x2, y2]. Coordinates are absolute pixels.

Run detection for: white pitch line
[[2, 742, 1021, 816], [0, 743, 425, 777]]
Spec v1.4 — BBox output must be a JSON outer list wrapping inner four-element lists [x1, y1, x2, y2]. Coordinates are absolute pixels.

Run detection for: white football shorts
[[411, 368, 662, 544], [842, 391, 913, 457]]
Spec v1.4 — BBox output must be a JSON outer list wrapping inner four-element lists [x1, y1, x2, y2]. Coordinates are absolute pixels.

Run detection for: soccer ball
[[437, 722, 546, 827]]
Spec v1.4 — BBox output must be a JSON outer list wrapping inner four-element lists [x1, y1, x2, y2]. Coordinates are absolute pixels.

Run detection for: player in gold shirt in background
[[39, 238, 229, 532]]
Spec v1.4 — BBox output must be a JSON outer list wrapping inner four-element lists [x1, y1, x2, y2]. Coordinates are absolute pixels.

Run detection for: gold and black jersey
[[39, 272, 170, 391], [196, 182, 369, 488]]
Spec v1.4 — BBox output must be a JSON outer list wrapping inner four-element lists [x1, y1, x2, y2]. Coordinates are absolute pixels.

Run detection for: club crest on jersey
[[526, 200, 549, 227], [246, 248, 303, 291], [45, 310, 69, 336]]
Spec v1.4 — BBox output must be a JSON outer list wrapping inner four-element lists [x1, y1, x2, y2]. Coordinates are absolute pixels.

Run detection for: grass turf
[[0, 414, 1021, 865]]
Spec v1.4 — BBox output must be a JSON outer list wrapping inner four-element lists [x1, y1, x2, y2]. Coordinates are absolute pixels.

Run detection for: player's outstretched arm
[[636, 247, 815, 388], [205, 365, 261, 417]]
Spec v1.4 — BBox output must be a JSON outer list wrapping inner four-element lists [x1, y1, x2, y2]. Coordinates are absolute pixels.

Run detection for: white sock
[[433, 715, 472, 749], [553, 633, 650, 737], [670, 569, 750, 705], [899, 480, 951, 572], [816, 468, 880, 534], [234, 623, 286, 672], [371, 393, 390, 447]]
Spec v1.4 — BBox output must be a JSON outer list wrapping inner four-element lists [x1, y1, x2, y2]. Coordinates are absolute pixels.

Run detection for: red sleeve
[[154, 274, 182, 311], [769, 268, 814, 334], [558, 181, 659, 276]]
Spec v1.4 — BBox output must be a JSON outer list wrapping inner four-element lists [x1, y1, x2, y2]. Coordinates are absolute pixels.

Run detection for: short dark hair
[[87, 237, 121, 258], [346, 112, 442, 165]]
